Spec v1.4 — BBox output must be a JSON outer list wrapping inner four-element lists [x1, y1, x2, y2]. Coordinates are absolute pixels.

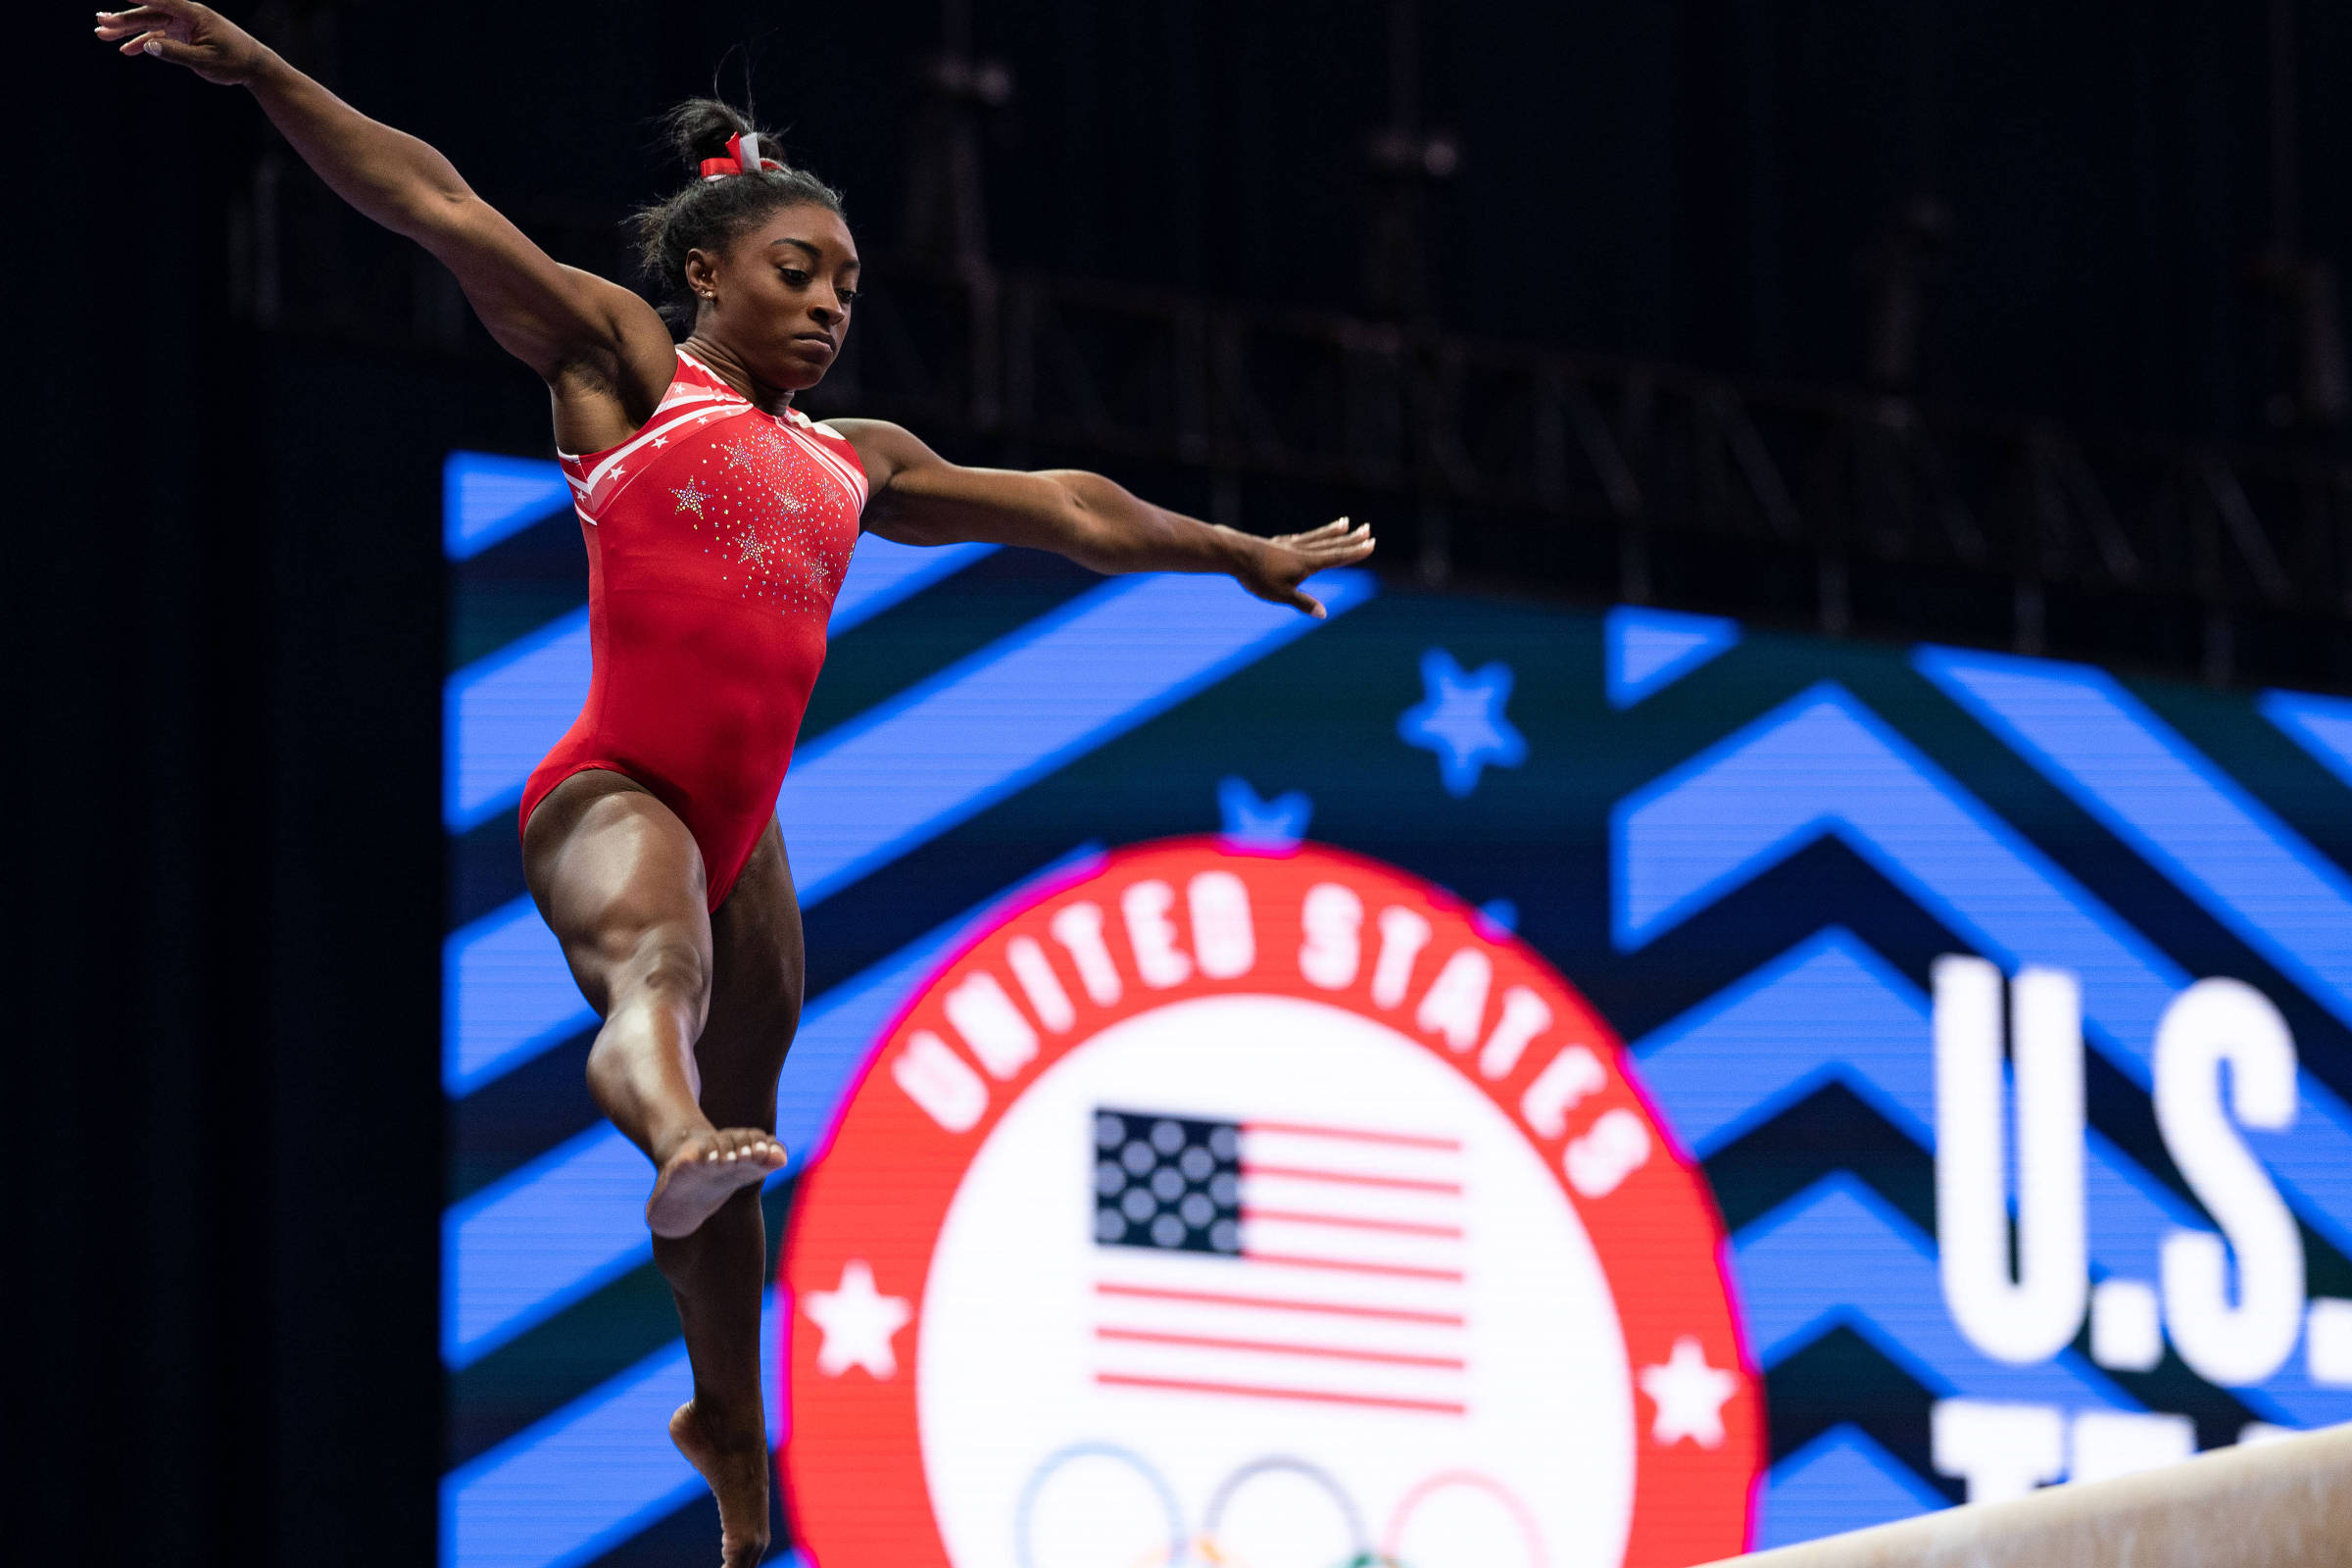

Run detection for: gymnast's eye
[[837, 288, 858, 307], [778, 268, 811, 288]]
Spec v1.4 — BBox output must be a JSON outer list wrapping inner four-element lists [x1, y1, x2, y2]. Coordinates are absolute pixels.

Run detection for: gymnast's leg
[[522, 770, 787, 1238], [523, 776, 794, 1565], [652, 818, 804, 1568]]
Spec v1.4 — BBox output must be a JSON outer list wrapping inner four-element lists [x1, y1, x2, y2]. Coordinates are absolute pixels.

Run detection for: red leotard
[[519, 348, 868, 910]]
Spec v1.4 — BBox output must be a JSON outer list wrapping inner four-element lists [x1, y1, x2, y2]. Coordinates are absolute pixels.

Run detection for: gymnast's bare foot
[[646, 1127, 786, 1239], [670, 1400, 770, 1567]]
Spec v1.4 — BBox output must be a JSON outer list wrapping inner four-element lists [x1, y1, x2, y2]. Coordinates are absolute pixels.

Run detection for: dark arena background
[[31, 2, 2352, 1565]]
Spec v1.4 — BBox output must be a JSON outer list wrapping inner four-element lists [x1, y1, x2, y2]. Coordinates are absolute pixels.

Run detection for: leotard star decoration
[[720, 440, 756, 471], [802, 1259, 912, 1379], [671, 479, 708, 519], [734, 529, 771, 567], [1397, 648, 1529, 797], [1638, 1336, 1739, 1447]]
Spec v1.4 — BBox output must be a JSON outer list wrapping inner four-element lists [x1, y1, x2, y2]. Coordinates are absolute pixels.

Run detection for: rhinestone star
[[721, 441, 757, 470], [734, 529, 770, 567], [671, 479, 708, 518]]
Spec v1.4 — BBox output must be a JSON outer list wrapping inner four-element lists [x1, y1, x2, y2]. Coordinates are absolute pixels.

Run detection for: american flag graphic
[[1091, 1106, 1469, 1417]]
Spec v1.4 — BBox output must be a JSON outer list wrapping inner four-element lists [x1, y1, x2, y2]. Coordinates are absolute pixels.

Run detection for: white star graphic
[[801, 1259, 912, 1379], [1639, 1337, 1738, 1448], [1396, 647, 1528, 797]]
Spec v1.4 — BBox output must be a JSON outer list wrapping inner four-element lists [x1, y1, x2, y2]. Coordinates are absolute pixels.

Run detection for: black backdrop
[[28, 64, 442, 1567], [25, 3, 2352, 1563], [226, 0, 2352, 439]]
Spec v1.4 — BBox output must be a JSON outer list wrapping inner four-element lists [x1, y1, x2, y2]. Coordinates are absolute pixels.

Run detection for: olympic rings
[[1381, 1470, 1545, 1568], [1014, 1443, 1188, 1568], [1196, 1453, 1368, 1568], [1015, 1446, 1537, 1568]]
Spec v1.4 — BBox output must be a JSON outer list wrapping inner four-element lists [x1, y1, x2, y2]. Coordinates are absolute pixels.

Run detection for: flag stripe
[[1244, 1119, 1462, 1152], [1238, 1215, 1464, 1272], [1241, 1162, 1462, 1195], [1095, 1282, 1464, 1326], [1239, 1173, 1463, 1228], [1244, 1207, 1464, 1238], [1241, 1250, 1466, 1282], [1096, 1326, 1465, 1370], [1241, 1129, 1462, 1183], [1096, 1373, 1466, 1415], [1099, 1296, 1464, 1357]]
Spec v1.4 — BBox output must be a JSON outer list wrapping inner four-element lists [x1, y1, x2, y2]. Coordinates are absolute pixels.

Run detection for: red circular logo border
[[780, 838, 1762, 1566]]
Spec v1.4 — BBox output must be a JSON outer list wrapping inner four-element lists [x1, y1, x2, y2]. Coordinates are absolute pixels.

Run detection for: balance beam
[[1696, 1423, 2352, 1568]]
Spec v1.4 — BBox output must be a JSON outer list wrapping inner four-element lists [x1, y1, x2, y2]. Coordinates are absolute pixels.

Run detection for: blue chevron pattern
[[1737, 1173, 2132, 1406], [1633, 931, 2351, 1430], [1605, 605, 1739, 707], [2263, 690, 2352, 790], [443, 445, 2352, 1562], [445, 1291, 785, 1568], [1613, 683, 2352, 1257], [1920, 649, 2352, 1033], [445, 451, 573, 560], [1757, 1425, 1949, 1548]]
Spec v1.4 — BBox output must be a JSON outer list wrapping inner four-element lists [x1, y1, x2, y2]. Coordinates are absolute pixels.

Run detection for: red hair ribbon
[[699, 132, 783, 181]]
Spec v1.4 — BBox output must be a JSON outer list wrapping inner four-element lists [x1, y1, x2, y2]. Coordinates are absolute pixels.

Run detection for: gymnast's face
[[686, 202, 860, 393]]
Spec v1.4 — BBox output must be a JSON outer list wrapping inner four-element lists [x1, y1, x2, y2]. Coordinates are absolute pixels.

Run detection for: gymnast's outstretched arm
[[833, 417, 1377, 618], [96, 2, 676, 445]]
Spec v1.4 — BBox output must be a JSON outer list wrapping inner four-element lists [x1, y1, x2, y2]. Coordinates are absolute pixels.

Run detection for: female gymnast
[[100, 3, 1374, 1560]]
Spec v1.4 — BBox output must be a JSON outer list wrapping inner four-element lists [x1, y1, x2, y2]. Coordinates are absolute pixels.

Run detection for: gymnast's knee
[[608, 928, 713, 1023]]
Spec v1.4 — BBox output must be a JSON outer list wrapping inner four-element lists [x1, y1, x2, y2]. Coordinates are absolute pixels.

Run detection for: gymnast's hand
[[96, 1, 269, 85], [1231, 518, 1378, 619]]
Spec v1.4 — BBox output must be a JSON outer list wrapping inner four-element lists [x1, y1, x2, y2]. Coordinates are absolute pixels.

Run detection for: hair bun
[[631, 102, 847, 333], [659, 98, 767, 173]]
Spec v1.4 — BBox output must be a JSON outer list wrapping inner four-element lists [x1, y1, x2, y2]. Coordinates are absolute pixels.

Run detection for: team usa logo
[[782, 841, 1761, 1568]]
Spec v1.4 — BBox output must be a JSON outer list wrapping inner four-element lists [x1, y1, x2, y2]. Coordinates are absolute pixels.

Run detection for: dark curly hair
[[630, 99, 847, 331]]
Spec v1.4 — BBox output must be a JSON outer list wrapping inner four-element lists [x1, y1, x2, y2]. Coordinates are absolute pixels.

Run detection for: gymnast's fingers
[[94, 6, 171, 33], [1286, 516, 1353, 543]]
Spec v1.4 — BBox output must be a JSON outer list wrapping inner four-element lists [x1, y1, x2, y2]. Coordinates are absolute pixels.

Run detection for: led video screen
[[440, 449, 2352, 1568]]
